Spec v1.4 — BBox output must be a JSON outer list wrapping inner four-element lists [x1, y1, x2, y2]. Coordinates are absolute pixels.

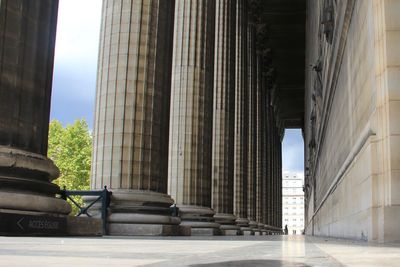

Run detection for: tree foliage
[[48, 119, 92, 214]]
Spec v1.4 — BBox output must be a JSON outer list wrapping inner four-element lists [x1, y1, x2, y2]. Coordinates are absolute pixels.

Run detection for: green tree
[[48, 119, 92, 214]]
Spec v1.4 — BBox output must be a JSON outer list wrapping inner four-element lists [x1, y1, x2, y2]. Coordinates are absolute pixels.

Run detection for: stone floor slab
[[0, 235, 399, 266]]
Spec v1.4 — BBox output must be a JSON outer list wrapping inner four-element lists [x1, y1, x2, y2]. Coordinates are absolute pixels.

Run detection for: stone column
[[0, 0, 71, 216], [265, 91, 273, 233], [272, 119, 278, 230], [211, 0, 239, 235], [271, 123, 276, 229], [261, 72, 269, 233], [246, 23, 258, 233], [277, 134, 282, 230], [275, 126, 282, 230], [168, 0, 219, 235], [91, 0, 179, 235], [271, 117, 283, 233], [233, 0, 250, 233], [255, 57, 265, 233]]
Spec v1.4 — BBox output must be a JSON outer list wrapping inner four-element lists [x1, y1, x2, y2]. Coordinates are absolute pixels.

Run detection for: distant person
[[284, 224, 288, 235]]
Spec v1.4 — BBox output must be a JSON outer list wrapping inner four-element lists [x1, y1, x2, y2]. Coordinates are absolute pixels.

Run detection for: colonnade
[[91, 0, 283, 235], [0, 0, 283, 236]]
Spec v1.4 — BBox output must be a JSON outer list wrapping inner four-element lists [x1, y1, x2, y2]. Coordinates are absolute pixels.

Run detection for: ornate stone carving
[[321, 0, 335, 44]]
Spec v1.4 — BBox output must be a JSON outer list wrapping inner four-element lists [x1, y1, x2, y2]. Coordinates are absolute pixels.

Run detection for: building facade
[[304, 0, 400, 243], [89, 0, 289, 236], [282, 173, 304, 235], [1, 0, 400, 242]]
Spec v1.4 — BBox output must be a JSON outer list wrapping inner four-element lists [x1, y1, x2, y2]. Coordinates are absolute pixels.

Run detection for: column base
[[221, 229, 240, 236], [179, 205, 221, 236], [0, 147, 71, 218], [108, 223, 189, 236], [190, 227, 221, 236], [236, 217, 251, 235], [264, 224, 283, 235], [0, 210, 67, 236], [0, 210, 102, 236], [86, 190, 183, 236], [214, 213, 240, 235], [249, 220, 261, 235], [241, 229, 254, 235], [66, 216, 103, 236], [258, 223, 268, 235], [0, 191, 71, 215]]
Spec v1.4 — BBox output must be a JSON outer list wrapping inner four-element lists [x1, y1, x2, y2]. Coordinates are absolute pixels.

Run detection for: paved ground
[[0, 235, 399, 266]]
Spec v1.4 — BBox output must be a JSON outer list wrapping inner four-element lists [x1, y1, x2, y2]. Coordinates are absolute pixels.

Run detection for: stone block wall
[[304, 0, 400, 242]]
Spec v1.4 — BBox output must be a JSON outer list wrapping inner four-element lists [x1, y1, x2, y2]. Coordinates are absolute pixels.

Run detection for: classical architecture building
[[0, 0, 399, 242], [89, 0, 289, 236], [282, 173, 304, 235]]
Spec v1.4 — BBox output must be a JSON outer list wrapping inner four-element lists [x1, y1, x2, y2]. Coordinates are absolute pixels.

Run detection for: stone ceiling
[[251, 0, 306, 129]]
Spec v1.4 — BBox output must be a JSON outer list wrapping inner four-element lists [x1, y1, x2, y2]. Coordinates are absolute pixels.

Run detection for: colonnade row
[[90, 0, 283, 235], [0, 0, 283, 236]]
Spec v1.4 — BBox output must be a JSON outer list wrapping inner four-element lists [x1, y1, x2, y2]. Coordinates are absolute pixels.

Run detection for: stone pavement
[[0, 235, 399, 266]]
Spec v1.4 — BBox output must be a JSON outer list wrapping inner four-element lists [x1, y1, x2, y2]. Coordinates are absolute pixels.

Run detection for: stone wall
[[304, 0, 400, 242]]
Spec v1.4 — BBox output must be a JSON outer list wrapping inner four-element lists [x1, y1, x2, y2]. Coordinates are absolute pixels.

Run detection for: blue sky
[[51, 0, 304, 174], [282, 129, 304, 174], [51, 0, 102, 129]]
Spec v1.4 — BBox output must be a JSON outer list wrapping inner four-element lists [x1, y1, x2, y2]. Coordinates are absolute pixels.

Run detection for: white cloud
[[282, 129, 304, 173], [55, 0, 102, 64], [52, 0, 102, 112]]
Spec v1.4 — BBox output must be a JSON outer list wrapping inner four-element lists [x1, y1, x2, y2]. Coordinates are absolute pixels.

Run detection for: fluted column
[[277, 134, 282, 230], [261, 71, 269, 232], [276, 128, 280, 229], [265, 91, 274, 232], [272, 117, 277, 229], [168, 0, 218, 234], [211, 0, 238, 234], [255, 57, 265, 233], [0, 0, 70, 216], [247, 23, 257, 233], [233, 0, 249, 232], [91, 0, 178, 235], [271, 114, 278, 232]]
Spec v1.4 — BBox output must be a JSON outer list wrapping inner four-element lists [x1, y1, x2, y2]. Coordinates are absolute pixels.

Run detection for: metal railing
[[59, 186, 112, 234]]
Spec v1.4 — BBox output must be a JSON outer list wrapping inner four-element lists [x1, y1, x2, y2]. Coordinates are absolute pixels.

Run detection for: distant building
[[282, 173, 304, 235]]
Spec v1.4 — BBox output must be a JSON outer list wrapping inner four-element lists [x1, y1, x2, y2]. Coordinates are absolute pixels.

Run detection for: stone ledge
[[66, 216, 102, 236], [190, 228, 222, 236], [221, 229, 239, 236], [0, 212, 67, 236], [108, 223, 190, 236], [0, 211, 104, 236]]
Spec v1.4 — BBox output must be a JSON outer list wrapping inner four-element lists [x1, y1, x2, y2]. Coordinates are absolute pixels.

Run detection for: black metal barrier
[[59, 186, 112, 234], [169, 204, 179, 217]]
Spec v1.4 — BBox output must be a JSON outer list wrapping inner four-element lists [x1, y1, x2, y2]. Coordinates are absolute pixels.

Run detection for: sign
[[0, 212, 67, 235]]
